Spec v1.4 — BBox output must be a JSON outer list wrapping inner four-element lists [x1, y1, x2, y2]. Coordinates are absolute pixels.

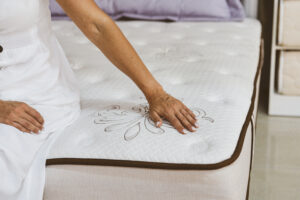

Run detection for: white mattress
[[47, 19, 261, 166], [44, 19, 262, 200], [278, 51, 300, 95]]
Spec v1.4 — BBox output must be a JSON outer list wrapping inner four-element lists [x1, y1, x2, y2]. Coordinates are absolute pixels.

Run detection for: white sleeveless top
[[0, 0, 81, 133]]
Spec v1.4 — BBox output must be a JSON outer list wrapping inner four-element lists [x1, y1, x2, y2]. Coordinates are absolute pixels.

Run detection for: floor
[[249, 92, 300, 200]]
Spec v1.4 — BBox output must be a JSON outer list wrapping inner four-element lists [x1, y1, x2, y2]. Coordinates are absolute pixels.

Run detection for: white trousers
[[0, 123, 65, 200]]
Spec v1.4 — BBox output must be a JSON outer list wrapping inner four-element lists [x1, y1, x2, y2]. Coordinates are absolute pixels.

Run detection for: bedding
[[277, 51, 300, 95], [278, 0, 300, 46], [49, 0, 245, 21], [44, 18, 262, 200]]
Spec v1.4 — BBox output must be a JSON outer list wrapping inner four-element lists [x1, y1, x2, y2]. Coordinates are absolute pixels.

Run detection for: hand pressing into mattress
[[147, 90, 199, 134], [56, 0, 198, 134], [0, 100, 44, 134]]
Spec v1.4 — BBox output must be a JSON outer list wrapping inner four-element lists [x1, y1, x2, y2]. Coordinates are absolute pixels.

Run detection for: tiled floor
[[249, 94, 300, 200]]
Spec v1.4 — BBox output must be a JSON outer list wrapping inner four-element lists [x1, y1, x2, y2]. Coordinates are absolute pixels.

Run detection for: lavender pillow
[[50, 0, 245, 21]]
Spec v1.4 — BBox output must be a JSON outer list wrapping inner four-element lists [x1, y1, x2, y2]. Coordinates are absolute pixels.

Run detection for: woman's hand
[[0, 100, 44, 134], [147, 90, 199, 135]]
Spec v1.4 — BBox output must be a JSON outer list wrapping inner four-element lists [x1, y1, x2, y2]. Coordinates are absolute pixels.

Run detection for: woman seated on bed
[[0, 0, 198, 199]]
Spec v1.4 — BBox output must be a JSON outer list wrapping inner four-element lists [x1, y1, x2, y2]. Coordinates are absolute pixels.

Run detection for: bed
[[43, 17, 263, 200]]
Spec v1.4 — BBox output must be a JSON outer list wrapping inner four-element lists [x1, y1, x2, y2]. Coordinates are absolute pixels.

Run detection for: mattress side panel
[[45, 119, 253, 200]]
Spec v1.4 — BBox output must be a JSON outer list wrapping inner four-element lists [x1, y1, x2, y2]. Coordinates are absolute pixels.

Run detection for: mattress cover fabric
[[278, 51, 300, 95], [278, 0, 300, 46], [46, 19, 261, 166]]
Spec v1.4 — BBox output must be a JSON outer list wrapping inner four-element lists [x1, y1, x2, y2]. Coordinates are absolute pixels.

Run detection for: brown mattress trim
[[246, 45, 263, 199], [46, 40, 264, 170], [246, 117, 256, 200]]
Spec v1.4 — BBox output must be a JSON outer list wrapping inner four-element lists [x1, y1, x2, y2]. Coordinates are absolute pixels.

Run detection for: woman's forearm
[[89, 16, 164, 100], [56, 0, 164, 100]]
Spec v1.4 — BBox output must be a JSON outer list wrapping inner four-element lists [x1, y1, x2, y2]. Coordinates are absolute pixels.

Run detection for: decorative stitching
[[0, 66, 7, 71], [93, 101, 214, 141]]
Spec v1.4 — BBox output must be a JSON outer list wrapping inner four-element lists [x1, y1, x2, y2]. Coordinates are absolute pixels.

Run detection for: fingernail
[[195, 122, 199, 128], [155, 122, 160, 127], [192, 127, 197, 132], [182, 129, 188, 134]]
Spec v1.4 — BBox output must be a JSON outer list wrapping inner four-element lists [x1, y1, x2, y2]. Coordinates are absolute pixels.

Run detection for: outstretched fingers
[[175, 111, 196, 132], [149, 111, 163, 128], [164, 112, 186, 134], [180, 109, 198, 128]]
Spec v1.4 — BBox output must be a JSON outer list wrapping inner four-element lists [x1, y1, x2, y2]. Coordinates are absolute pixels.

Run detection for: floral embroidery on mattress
[[93, 100, 214, 141]]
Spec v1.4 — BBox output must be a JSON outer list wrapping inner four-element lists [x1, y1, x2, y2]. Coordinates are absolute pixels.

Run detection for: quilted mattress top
[[47, 19, 261, 166]]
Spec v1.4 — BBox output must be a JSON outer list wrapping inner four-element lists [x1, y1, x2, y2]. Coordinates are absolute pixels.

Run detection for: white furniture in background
[[269, 0, 300, 116]]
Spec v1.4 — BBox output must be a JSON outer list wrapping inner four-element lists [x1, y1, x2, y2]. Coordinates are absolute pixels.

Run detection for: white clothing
[[0, 0, 81, 199]]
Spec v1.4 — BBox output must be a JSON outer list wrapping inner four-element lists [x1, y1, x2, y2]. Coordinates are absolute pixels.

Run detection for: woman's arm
[[56, 0, 198, 134]]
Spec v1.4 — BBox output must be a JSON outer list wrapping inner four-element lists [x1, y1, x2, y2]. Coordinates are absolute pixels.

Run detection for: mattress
[[278, 0, 300, 46], [278, 51, 300, 95], [45, 19, 262, 200]]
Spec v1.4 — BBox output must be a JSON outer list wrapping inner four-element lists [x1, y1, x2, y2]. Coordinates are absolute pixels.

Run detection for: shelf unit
[[268, 0, 300, 117]]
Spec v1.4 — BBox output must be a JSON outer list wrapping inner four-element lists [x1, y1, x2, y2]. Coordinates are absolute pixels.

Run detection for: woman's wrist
[[141, 82, 165, 103]]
